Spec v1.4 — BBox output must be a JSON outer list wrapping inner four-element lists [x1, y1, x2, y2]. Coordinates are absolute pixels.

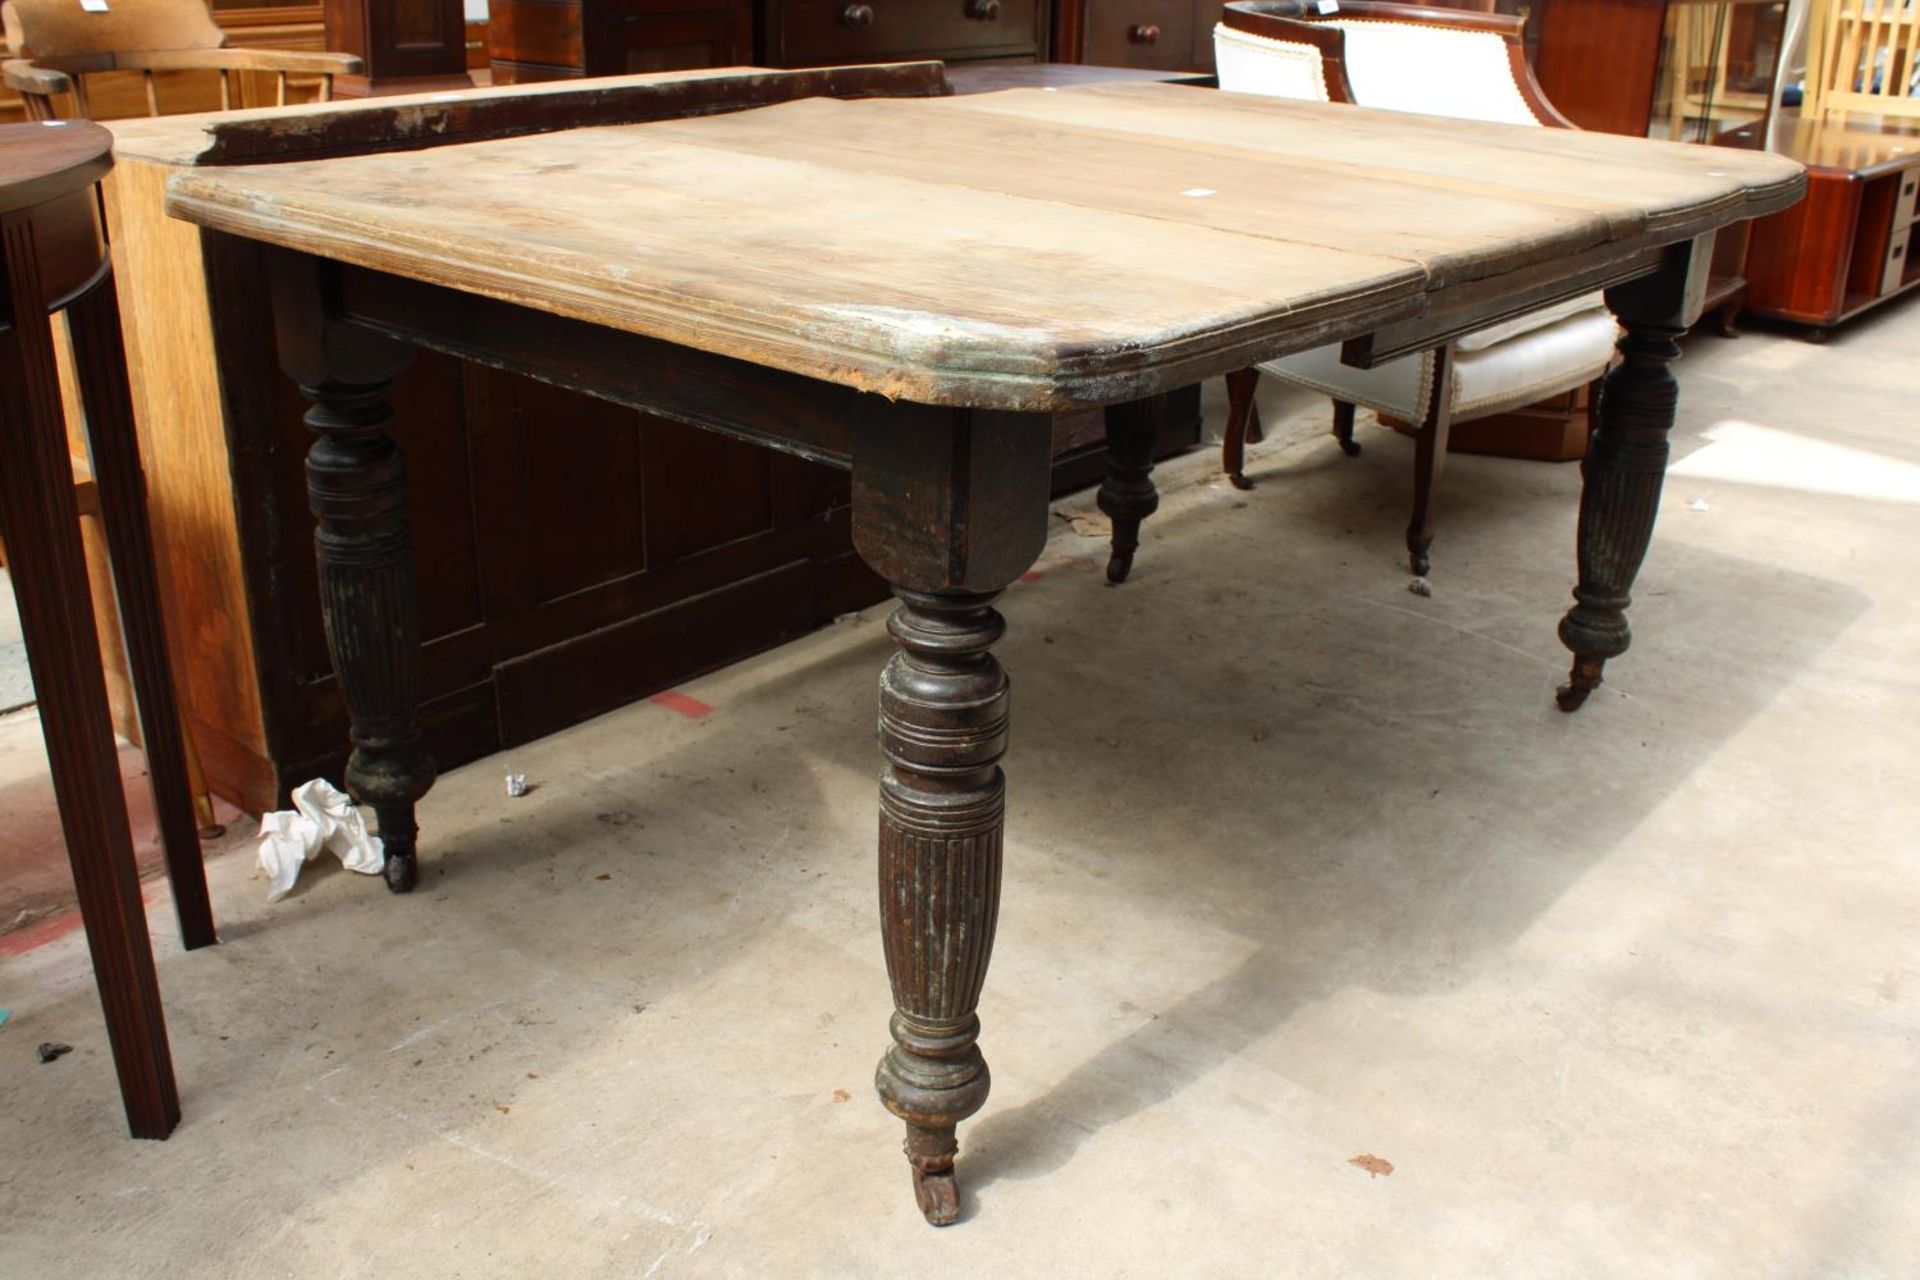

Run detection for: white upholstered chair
[[1211, 0, 1620, 577]]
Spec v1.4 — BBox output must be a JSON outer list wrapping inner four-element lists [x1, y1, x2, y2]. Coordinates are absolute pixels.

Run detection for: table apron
[[332, 261, 900, 469], [323, 236, 1709, 447], [1344, 237, 1704, 369]]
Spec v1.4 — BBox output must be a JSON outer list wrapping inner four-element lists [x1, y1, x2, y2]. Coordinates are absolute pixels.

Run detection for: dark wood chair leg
[[853, 405, 1052, 1226], [1222, 367, 1260, 489], [0, 222, 179, 1141], [66, 270, 216, 950], [1558, 240, 1703, 711], [269, 253, 433, 890], [1100, 393, 1165, 582], [1332, 397, 1361, 456], [1405, 349, 1455, 578]]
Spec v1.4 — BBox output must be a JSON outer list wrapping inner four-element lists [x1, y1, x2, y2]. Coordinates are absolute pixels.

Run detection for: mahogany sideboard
[[103, 70, 1194, 815]]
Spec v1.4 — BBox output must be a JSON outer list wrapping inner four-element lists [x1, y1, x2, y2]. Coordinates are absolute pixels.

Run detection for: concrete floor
[[2, 310, 1917, 1277]]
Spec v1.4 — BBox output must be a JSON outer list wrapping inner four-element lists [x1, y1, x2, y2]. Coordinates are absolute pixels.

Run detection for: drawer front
[[489, 0, 586, 71], [1896, 168, 1920, 231], [1083, 0, 1197, 71], [1882, 230, 1911, 297], [764, 0, 1041, 67]]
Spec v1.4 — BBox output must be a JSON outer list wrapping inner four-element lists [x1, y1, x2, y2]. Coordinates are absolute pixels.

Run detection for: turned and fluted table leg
[[1558, 237, 1710, 711], [853, 405, 1052, 1225], [875, 586, 1009, 1224], [1100, 393, 1166, 584], [270, 254, 434, 889]]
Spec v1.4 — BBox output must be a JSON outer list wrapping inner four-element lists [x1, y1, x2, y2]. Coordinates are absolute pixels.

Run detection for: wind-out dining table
[[157, 63, 1803, 1224]]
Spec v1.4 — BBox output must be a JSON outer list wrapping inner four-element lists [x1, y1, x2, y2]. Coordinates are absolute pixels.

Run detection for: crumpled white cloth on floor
[[257, 779, 385, 901]]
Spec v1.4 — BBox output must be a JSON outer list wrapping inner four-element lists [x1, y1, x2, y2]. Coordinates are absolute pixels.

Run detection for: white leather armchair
[[1212, 0, 1620, 577]]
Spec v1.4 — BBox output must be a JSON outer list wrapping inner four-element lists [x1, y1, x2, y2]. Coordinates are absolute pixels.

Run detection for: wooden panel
[[1190, 0, 1225, 69], [1847, 172, 1903, 301], [600, 3, 751, 73], [1743, 171, 1859, 323], [98, 156, 274, 805], [1533, 0, 1667, 136], [487, 0, 586, 68], [325, 0, 467, 83]]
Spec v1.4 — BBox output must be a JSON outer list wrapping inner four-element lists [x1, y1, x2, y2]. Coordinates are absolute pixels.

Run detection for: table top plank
[[164, 79, 1805, 411], [950, 85, 1803, 241], [634, 98, 1633, 290]]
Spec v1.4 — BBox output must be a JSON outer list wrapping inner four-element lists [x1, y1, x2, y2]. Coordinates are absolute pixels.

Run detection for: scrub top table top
[[158, 63, 1803, 1225]]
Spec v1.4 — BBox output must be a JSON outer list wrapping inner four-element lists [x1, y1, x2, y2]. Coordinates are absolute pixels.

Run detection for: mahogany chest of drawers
[[1053, 0, 1227, 74], [489, 0, 1045, 83]]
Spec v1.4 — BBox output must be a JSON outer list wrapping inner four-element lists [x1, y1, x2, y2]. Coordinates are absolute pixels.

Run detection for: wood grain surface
[[164, 78, 1805, 411]]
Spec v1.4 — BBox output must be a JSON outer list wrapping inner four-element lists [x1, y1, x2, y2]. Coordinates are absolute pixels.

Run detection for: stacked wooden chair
[[3, 0, 359, 120], [1805, 0, 1920, 124], [1206, 0, 1621, 578]]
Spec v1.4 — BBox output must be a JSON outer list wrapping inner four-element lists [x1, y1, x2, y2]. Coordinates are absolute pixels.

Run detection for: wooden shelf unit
[[1722, 115, 1920, 335]]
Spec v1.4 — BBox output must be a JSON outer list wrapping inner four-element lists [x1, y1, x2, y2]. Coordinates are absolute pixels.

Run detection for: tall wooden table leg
[[853, 405, 1053, 1225], [269, 253, 433, 889], [1406, 346, 1455, 578], [1558, 237, 1710, 711], [1, 217, 179, 1140], [1100, 393, 1167, 584], [65, 270, 217, 950]]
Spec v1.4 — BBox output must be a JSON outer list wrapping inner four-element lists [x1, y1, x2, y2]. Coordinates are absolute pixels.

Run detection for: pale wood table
[[161, 64, 1803, 1224]]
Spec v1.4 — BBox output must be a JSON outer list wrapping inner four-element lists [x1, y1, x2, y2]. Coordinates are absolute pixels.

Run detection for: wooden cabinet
[[491, 0, 1045, 83], [490, 0, 751, 81], [758, 0, 1045, 67], [1726, 117, 1920, 335], [324, 0, 470, 91], [1054, 0, 1225, 72]]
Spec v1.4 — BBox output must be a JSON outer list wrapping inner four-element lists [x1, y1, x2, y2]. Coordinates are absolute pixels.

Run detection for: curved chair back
[[1217, 1, 1573, 129], [3, 0, 224, 57], [3, 0, 358, 119]]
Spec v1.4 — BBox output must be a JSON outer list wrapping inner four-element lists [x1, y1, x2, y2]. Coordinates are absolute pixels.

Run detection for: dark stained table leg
[[1559, 237, 1710, 711], [1405, 346, 1455, 579], [269, 253, 434, 889], [1099, 393, 1167, 584], [1, 213, 180, 1140], [1222, 367, 1261, 490], [852, 406, 1054, 1225], [65, 270, 217, 950]]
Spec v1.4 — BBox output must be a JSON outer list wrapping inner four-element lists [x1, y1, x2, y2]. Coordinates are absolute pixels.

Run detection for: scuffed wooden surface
[[165, 81, 1804, 411]]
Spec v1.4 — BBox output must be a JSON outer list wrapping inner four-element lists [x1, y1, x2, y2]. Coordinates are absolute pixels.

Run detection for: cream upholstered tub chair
[[1210, 0, 1620, 577]]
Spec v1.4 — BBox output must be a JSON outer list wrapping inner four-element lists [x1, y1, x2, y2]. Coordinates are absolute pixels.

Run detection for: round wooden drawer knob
[[967, 0, 1001, 19], [841, 3, 876, 26], [1129, 23, 1162, 44]]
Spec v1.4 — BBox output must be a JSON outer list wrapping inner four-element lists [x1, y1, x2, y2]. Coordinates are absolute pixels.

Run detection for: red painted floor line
[[648, 690, 715, 719], [0, 884, 160, 958]]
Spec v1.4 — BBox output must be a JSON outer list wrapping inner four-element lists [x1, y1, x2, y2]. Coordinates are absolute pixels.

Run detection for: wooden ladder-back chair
[[1197, 0, 1620, 580], [2, 0, 361, 120], [1806, 0, 1920, 123]]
